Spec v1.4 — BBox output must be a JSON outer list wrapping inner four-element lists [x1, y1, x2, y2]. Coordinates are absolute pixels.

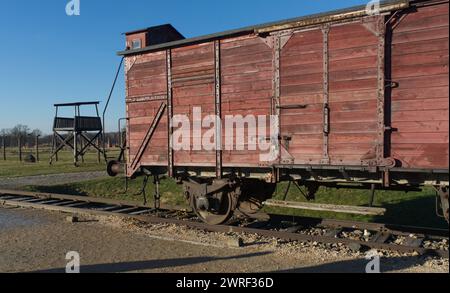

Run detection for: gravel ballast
[[0, 206, 448, 273]]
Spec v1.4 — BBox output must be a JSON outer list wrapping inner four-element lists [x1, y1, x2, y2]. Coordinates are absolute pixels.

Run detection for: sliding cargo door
[[279, 29, 325, 165], [221, 35, 274, 167], [327, 19, 382, 166], [171, 43, 216, 168], [390, 3, 449, 169], [280, 17, 385, 167]]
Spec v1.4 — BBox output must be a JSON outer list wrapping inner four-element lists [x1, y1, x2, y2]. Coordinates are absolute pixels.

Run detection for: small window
[[131, 39, 142, 49]]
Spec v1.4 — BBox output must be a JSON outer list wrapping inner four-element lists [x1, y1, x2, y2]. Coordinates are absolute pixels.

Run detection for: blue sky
[[0, 0, 369, 134]]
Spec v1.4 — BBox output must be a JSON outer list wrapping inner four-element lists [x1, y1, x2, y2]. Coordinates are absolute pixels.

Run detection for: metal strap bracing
[[214, 40, 223, 179], [130, 102, 167, 172], [166, 49, 174, 177], [321, 25, 331, 165]]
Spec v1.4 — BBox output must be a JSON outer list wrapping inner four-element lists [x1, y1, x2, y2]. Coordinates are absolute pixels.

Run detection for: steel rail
[[0, 189, 447, 258]]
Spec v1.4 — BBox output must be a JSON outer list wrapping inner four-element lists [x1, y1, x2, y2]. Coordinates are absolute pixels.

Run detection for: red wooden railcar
[[111, 0, 449, 224]]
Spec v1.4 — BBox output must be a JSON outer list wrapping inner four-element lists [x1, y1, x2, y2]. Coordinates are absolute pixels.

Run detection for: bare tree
[[31, 129, 43, 137], [10, 124, 30, 139], [0, 128, 10, 139]]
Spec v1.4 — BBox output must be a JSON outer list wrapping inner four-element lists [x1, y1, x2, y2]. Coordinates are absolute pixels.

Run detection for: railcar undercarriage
[[121, 165, 450, 225]]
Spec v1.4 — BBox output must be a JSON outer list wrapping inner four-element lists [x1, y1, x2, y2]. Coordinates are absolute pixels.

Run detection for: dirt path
[[0, 171, 107, 190], [0, 206, 447, 273]]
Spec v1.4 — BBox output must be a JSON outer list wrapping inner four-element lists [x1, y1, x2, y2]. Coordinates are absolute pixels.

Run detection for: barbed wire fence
[[1, 133, 120, 163]]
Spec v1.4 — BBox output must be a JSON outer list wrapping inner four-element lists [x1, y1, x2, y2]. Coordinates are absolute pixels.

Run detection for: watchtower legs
[[50, 101, 107, 166], [74, 131, 78, 166], [49, 130, 107, 166]]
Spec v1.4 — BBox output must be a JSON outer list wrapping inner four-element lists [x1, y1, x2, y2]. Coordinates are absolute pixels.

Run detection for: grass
[[27, 176, 186, 207], [269, 183, 446, 228], [0, 147, 120, 178], [26, 176, 448, 229]]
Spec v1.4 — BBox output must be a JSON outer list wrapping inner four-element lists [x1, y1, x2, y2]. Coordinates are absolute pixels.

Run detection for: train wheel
[[238, 180, 276, 216], [191, 190, 237, 225]]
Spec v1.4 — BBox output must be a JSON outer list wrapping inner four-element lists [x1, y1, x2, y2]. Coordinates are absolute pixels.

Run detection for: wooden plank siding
[[279, 21, 382, 166], [390, 3, 449, 169], [221, 35, 273, 166], [172, 42, 216, 166], [280, 29, 324, 164], [328, 21, 380, 165], [126, 51, 168, 170], [123, 1, 449, 174]]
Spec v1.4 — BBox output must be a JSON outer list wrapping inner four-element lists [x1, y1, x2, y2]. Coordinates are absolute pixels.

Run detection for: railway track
[[0, 189, 448, 258]]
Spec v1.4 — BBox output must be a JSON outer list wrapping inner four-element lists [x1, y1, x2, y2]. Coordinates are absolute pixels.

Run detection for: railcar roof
[[118, 0, 413, 56]]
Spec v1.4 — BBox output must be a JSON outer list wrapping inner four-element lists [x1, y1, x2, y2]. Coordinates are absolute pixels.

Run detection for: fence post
[[2, 136, 5, 161], [97, 137, 101, 163], [18, 136, 22, 162], [35, 135, 40, 162]]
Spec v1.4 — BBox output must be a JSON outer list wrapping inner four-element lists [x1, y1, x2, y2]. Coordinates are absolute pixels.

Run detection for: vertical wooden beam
[[55, 137, 59, 162], [49, 133, 55, 164], [214, 40, 223, 179], [376, 17, 387, 164], [377, 16, 392, 187], [97, 137, 101, 163], [73, 132, 78, 166], [274, 35, 281, 123], [74, 107, 78, 166], [80, 135, 85, 163], [321, 25, 330, 165], [166, 49, 174, 178], [273, 35, 281, 164]]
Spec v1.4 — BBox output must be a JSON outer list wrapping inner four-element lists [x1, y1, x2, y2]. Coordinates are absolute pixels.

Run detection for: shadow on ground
[[29, 185, 89, 197], [28, 254, 435, 273], [270, 255, 435, 273], [29, 252, 272, 273], [373, 195, 448, 229]]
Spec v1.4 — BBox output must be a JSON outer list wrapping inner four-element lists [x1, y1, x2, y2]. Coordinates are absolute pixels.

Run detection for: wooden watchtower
[[49, 102, 106, 165]]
